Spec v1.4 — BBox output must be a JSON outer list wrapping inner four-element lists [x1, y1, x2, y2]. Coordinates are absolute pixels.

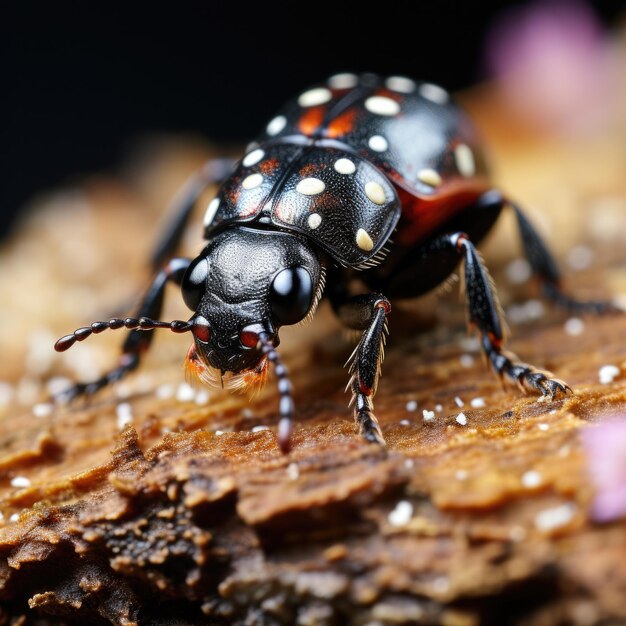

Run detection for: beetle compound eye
[[192, 316, 211, 343], [240, 329, 260, 349], [269, 267, 313, 326], [181, 257, 209, 311]]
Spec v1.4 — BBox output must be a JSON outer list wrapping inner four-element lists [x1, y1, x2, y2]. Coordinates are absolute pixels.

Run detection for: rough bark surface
[[1, 78, 626, 625]]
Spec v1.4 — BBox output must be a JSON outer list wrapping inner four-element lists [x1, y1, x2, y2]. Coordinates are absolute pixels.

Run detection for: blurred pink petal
[[485, 0, 619, 135], [582, 418, 626, 522]]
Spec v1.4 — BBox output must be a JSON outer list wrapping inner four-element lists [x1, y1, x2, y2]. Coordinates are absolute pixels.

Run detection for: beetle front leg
[[431, 232, 570, 399], [56, 257, 191, 403], [332, 292, 391, 445]]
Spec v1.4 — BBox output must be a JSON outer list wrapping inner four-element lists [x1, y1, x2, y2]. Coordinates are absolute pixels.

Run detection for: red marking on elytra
[[325, 109, 357, 138], [298, 162, 319, 177], [259, 158, 279, 174], [298, 107, 325, 135], [226, 187, 241, 205]]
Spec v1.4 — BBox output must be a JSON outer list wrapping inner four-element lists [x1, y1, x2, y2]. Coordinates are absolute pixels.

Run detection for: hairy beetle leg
[[331, 290, 391, 446], [431, 231, 572, 401], [510, 200, 621, 315]]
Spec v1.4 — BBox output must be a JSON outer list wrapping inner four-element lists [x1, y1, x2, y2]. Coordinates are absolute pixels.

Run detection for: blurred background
[[2, 0, 625, 240]]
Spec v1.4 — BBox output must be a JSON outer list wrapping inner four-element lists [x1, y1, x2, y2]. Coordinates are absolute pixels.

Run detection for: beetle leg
[[56, 257, 191, 403], [430, 232, 571, 399], [509, 200, 620, 314], [151, 157, 236, 270], [330, 290, 391, 445]]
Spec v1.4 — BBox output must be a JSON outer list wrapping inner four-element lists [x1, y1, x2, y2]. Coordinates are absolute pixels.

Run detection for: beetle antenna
[[258, 332, 294, 453], [54, 317, 193, 352]]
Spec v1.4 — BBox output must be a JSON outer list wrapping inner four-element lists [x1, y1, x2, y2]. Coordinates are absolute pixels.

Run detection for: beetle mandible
[[55, 72, 615, 452]]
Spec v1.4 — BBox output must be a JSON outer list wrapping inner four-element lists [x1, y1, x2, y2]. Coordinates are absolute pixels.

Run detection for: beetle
[[55, 72, 615, 452]]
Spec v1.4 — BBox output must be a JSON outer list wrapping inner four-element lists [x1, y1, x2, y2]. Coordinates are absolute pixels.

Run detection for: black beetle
[[55, 73, 615, 452]]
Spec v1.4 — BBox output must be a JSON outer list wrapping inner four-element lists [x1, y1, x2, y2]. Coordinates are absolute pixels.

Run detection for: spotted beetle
[[55, 72, 615, 452]]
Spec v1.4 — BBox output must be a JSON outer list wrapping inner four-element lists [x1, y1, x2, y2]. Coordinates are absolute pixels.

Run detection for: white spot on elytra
[[368, 135, 388, 152], [204, 197, 220, 227], [266, 115, 287, 136], [242, 148, 265, 167], [417, 168, 442, 187], [308, 213, 322, 229], [251, 425, 270, 433], [386, 76, 416, 93], [454, 396, 464, 408], [364, 181, 386, 205], [298, 87, 332, 107], [455, 143, 475, 177], [328, 73, 358, 89], [242, 173, 263, 190], [470, 397, 485, 408], [405, 400, 418, 412], [356, 228, 374, 251], [599, 364, 620, 384], [334, 158, 356, 175], [296, 177, 325, 196], [419, 82, 450, 104], [364, 95, 400, 116], [388, 500, 413, 526], [11, 476, 31, 489], [456, 412, 467, 425]]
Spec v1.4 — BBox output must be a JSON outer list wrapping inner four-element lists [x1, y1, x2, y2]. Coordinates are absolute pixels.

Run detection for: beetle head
[[181, 227, 322, 388]]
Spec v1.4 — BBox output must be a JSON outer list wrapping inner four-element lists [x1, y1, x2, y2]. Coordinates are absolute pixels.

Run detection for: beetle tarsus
[[355, 405, 386, 446], [481, 336, 571, 400]]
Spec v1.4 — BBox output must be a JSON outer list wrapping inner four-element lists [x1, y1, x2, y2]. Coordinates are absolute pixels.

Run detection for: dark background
[[2, 1, 624, 239]]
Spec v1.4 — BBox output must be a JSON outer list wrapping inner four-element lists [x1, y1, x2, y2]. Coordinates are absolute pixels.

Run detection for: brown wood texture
[[1, 77, 626, 625]]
